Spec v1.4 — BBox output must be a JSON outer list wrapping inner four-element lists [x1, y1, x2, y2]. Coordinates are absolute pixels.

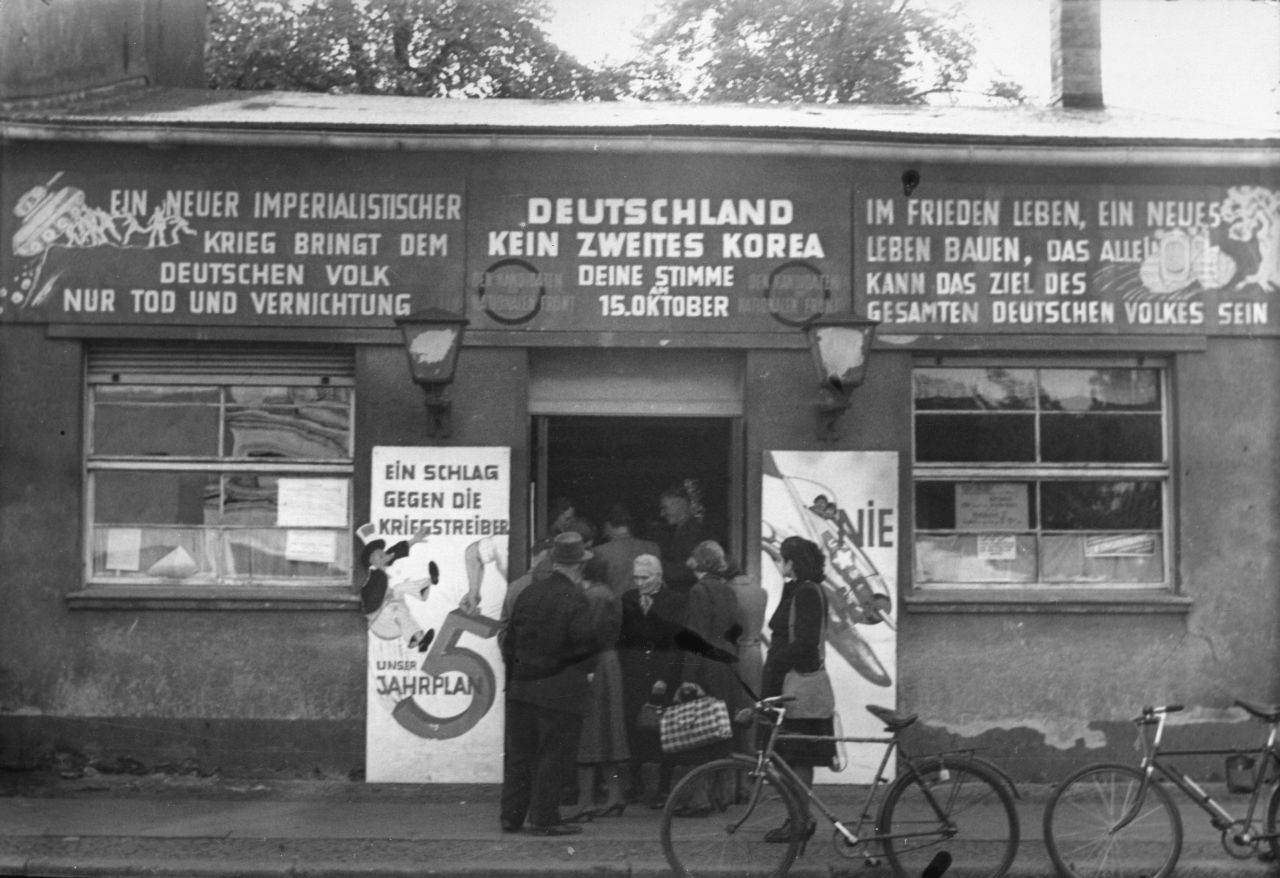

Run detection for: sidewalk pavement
[[1, 771, 1277, 877]]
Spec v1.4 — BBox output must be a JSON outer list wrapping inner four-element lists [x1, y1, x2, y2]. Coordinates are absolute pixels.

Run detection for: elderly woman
[[618, 553, 687, 808], [761, 536, 836, 843]]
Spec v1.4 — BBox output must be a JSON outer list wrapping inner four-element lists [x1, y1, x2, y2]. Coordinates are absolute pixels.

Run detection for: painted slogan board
[[5, 144, 1275, 338], [0, 156, 465, 325], [761, 450, 898, 785], [467, 178, 851, 332], [364, 446, 509, 783], [857, 184, 1280, 336]]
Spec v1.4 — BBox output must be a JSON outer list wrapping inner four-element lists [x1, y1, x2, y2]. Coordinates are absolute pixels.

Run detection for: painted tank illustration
[[12, 174, 87, 258]]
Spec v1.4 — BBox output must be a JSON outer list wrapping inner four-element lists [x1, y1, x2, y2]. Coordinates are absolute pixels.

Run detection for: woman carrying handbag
[[760, 536, 836, 844]]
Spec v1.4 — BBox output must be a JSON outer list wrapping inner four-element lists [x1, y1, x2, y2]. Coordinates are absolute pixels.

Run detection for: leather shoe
[[527, 822, 583, 836], [764, 818, 816, 843]]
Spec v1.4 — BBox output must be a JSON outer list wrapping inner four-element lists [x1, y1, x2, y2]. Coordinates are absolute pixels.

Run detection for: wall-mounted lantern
[[395, 307, 469, 438], [803, 313, 879, 442]]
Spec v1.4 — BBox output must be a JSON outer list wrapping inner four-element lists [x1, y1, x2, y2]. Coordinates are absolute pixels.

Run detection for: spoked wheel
[[661, 756, 805, 878], [1043, 762, 1182, 878], [878, 756, 1020, 878]]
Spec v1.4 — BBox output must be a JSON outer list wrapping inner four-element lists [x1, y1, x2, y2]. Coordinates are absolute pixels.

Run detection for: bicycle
[[1042, 699, 1280, 878], [659, 694, 1021, 878]]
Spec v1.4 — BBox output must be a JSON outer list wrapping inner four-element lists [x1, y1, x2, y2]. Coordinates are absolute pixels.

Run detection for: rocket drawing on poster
[[762, 450, 899, 783]]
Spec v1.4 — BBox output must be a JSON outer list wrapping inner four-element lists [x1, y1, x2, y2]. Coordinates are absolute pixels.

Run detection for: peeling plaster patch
[[939, 717, 1106, 750], [1165, 704, 1253, 725], [936, 704, 1254, 752]]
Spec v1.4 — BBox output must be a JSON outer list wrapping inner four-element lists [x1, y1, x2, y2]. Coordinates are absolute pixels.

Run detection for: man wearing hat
[[500, 531, 598, 835]]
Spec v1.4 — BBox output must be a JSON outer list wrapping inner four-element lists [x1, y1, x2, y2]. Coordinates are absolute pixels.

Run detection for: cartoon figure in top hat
[[357, 523, 435, 652]]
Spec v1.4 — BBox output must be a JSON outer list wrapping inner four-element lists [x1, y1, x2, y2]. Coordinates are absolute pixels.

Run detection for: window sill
[[66, 585, 360, 611], [905, 588, 1192, 614]]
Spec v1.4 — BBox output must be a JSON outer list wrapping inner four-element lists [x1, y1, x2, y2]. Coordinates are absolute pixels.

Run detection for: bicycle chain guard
[[1221, 820, 1262, 859], [831, 824, 868, 860]]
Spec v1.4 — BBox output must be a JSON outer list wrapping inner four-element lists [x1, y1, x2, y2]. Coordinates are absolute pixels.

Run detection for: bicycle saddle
[[1235, 699, 1280, 722], [867, 704, 917, 731]]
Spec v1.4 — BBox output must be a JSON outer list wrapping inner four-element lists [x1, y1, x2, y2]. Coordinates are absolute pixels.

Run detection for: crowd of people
[[498, 486, 833, 839]]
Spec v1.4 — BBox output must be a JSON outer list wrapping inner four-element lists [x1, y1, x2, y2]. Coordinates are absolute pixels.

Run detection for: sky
[[543, 0, 1280, 128]]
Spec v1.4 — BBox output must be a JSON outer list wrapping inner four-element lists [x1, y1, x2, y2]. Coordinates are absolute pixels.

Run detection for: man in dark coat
[[500, 531, 597, 836], [654, 485, 708, 594]]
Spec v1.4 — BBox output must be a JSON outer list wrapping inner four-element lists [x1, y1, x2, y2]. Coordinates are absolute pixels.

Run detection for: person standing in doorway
[[592, 504, 660, 598], [500, 531, 597, 836], [654, 484, 708, 594]]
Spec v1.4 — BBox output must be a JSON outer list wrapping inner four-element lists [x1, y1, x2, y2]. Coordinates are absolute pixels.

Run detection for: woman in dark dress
[[761, 536, 835, 841], [566, 556, 630, 820]]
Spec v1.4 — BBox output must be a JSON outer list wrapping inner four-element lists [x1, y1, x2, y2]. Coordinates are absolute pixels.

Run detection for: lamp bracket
[[419, 384, 453, 439], [815, 385, 851, 442]]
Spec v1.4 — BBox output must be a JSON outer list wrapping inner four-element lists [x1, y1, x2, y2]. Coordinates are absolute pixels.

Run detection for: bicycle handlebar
[[759, 695, 797, 707]]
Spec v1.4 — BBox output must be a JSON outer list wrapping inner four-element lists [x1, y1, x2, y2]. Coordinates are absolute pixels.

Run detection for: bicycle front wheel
[[661, 755, 804, 878], [1043, 762, 1182, 878], [878, 755, 1019, 878]]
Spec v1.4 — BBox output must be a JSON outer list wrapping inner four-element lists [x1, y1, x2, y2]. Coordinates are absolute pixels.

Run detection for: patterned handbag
[[659, 695, 732, 753]]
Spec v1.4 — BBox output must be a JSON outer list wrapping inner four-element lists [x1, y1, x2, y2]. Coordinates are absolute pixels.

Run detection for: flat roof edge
[[3, 118, 1278, 168]]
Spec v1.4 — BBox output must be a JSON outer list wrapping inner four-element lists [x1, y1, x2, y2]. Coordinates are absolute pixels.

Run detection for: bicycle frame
[[1116, 706, 1280, 845], [752, 707, 972, 848]]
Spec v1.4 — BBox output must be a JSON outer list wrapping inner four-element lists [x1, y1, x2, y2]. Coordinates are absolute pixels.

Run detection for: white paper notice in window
[[1086, 534, 1157, 557], [105, 528, 142, 571], [956, 483, 1028, 531], [277, 478, 349, 527], [977, 534, 1018, 561], [285, 530, 337, 563]]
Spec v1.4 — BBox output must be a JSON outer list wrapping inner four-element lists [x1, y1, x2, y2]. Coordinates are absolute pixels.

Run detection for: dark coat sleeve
[[773, 582, 826, 674]]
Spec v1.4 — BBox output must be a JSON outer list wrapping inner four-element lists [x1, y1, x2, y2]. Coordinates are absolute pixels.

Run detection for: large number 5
[[391, 610, 499, 739]]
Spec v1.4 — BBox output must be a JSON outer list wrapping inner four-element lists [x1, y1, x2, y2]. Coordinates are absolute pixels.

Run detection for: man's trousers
[[501, 698, 582, 829]]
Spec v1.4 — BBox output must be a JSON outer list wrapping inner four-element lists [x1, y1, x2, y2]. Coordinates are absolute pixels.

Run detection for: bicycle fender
[[967, 755, 1022, 800]]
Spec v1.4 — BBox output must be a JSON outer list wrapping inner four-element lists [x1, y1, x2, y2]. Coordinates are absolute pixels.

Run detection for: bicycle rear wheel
[[661, 755, 804, 878], [1043, 762, 1182, 878], [1265, 774, 1280, 863], [878, 755, 1019, 878]]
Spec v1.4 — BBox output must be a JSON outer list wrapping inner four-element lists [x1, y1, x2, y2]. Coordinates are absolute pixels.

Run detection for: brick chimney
[[1051, 0, 1104, 109]]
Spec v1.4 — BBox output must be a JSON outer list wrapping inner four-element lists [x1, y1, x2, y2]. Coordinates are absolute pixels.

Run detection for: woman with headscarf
[[618, 553, 687, 808], [665, 540, 741, 816], [761, 536, 836, 843], [679, 540, 741, 719]]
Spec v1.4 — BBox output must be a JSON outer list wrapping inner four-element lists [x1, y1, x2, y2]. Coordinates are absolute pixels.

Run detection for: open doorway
[[533, 415, 739, 560]]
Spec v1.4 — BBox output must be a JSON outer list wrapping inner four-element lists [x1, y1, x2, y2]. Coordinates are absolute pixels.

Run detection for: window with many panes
[[86, 345, 354, 588], [912, 362, 1169, 589]]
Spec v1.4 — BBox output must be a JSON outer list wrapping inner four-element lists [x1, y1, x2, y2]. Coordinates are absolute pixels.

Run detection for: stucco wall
[[0, 339, 530, 775], [898, 339, 1280, 783]]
